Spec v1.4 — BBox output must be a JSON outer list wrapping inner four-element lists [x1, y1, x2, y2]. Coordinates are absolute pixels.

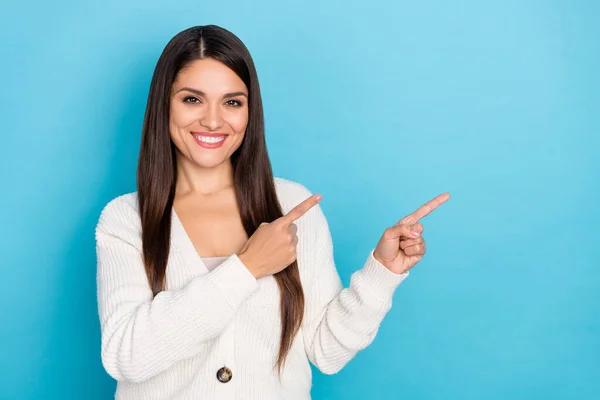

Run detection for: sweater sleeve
[[300, 199, 409, 375], [95, 198, 258, 383]]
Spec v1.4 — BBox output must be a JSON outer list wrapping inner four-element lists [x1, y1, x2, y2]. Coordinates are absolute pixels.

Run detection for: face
[[169, 58, 249, 169]]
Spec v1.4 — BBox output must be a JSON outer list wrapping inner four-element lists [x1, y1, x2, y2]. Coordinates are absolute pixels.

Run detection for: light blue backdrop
[[1, 1, 598, 399]]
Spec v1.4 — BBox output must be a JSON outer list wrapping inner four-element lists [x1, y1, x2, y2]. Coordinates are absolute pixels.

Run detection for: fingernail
[[411, 230, 420, 238]]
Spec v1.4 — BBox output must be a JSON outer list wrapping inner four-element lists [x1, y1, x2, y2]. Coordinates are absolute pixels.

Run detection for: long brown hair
[[136, 25, 304, 374]]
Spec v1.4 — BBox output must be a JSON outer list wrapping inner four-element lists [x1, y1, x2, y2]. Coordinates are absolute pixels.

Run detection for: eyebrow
[[176, 87, 248, 99]]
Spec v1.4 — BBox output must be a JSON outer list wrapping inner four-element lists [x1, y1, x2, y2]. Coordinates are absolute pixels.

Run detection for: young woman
[[95, 25, 449, 400]]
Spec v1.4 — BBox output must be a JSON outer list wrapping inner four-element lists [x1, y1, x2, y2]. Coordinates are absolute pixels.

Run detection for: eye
[[225, 99, 243, 107], [183, 96, 201, 104]]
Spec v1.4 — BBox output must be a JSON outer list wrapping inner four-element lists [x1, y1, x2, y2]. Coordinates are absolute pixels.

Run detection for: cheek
[[169, 103, 197, 134], [229, 110, 249, 134]]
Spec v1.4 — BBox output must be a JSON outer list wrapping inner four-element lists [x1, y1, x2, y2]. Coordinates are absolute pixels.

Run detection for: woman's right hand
[[238, 194, 322, 279]]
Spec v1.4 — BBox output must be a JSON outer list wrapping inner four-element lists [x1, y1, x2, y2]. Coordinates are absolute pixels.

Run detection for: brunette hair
[[137, 25, 304, 374]]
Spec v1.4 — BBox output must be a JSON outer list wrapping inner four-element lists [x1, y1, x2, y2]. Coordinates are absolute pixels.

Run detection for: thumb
[[384, 224, 420, 240]]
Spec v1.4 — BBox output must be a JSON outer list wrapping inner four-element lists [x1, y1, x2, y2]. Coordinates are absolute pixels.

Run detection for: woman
[[95, 25, 449, 399]]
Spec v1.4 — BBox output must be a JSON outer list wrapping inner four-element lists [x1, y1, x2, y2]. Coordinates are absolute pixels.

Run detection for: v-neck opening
[[171, 207, 209, 274]]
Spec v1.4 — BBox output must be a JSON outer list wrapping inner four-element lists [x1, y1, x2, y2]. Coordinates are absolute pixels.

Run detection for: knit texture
[[95, 177, 409, 399]]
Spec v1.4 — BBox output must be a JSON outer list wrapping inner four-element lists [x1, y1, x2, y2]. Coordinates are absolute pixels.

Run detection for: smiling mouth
[[192, 133, 227, 143], [191, 132, 228, 149]]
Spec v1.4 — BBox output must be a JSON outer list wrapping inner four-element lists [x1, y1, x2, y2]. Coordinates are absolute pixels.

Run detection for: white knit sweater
[[95, 178, 408, 399]]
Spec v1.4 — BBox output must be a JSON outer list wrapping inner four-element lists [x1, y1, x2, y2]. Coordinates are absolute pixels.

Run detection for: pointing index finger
[[407, 193, 451, 222], [281, 194, 323, 224]]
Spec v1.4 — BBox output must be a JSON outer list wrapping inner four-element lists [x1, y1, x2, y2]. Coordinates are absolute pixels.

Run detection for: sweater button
[[216, 366, 232, 383]]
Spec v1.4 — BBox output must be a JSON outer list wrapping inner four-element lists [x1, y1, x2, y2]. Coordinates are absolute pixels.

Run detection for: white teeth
[[193, 134, 226, 144]]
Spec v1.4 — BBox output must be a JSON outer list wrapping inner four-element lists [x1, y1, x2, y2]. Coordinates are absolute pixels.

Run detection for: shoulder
[[273, 177, 315, 214], [273, 177, 329, 230], [95, 192, 140, 240]]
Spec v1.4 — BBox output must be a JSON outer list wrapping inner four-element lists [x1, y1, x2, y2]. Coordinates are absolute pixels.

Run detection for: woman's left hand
[[373, 193, 450, 274]]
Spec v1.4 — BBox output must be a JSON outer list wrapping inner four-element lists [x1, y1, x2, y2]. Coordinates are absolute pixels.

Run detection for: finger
[[280, 194, 322, 224], [384, 225, 413, 240], [405, 193, 450, 223], [386, 223, 423, 240], [399, 237, 423, 250], [288, 223, 298, 236], [403, 243, 425, 257], [410, 222, 424, 235]]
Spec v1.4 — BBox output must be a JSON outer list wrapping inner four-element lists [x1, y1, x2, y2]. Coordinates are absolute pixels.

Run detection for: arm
[[300, 200, 408, 375], [96, 201, 258, 383]]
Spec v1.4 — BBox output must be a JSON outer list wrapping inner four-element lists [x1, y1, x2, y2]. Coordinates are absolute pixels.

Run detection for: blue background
[[1, 1, 598, 399]]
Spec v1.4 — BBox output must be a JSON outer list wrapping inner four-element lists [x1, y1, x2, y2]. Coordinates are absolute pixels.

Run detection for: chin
[[189, 154, 230, 169]]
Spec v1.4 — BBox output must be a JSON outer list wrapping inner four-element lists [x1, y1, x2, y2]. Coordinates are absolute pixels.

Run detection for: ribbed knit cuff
[[207, 254, 259, 310], [361, 249, 409, 298]]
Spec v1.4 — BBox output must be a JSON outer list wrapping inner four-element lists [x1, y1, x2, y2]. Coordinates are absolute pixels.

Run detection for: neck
[[174, 153, 235, 197]]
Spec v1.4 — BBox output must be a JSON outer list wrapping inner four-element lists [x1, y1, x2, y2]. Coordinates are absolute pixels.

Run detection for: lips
[[191, 131, 228, 139], [191, 132, 228, 149]]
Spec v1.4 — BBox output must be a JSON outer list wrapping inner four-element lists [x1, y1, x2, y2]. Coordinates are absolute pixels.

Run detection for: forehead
[[173, 58, 247, 94]]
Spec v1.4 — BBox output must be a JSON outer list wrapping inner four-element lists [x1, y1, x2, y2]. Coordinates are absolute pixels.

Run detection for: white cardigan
[[95, 177, 408, 399]]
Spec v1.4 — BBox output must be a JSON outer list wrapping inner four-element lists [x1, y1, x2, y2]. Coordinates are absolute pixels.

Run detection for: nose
[[199, 103, 224, 131]]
